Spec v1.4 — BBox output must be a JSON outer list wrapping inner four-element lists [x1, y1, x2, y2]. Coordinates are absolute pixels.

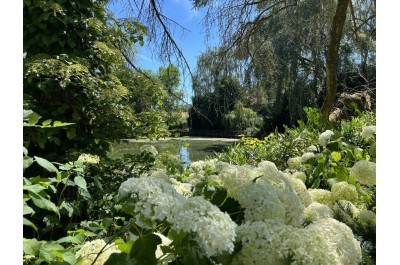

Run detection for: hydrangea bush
[[24, 109, 376, 264]]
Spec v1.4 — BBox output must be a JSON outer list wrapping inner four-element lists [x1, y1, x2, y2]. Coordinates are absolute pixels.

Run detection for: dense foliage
[[24, 107, 376, 264], [23, 0, 376, 264], [23, 0, 171, 160]]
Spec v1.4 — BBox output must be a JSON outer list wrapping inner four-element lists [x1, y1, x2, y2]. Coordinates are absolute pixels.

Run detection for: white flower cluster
[[361, 125, 376, 140], [330, 181, 358, 203], [287, 156, 302, 169], [357, 210, 376, 228], [301, 152, 315, 163], [168, 178, 194, 198], [139, 144, 158, 156], [236, 173, 305, 226], [292, 171, 307, 183], [118, 177, 184, 226], [304, 202, 334, 222], [218, 164, 259, 199], [169, 197, 237, 257], [306, 145, 318, 152], [318, 130, 334, 146], [306, 218, 362, 265], [232, 219, 356, 265], [76, 239, 120, 265], [349, 160, 376, 186], [308, 189, 333, 206], [190, 158, 218, 173], [119, 177, 237, 257], [283, 173, 312, 207], [78, 153, 100, 164]]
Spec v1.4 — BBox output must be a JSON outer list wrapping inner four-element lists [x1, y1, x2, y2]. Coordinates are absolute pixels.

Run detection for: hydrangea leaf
[[130, 233, 161, 264], [34, 156, 58, 172], [104, 252, 135, 265]]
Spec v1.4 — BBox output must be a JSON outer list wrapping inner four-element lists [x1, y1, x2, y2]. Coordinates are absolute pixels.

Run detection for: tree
[[194, 0, 375, 125], [23, 0, 169, 159], [321, 0, 351, 122]]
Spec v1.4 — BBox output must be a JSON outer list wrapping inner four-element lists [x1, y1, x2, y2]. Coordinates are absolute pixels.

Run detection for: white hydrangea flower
[[219, 164, 259, 199], [185, 172, 206, 186], [237, 174, 305, 226], [308, 189, 333, 206], [118, 177, 184, 225], [287, 156, 302, 169], [318, 130, 334, 146], [257, 160, 280, 176], [76, 239, 120, 265], [150, 169, 169, 180], [331, 181, 358, 203], [301, 152, 315, 163], [304, 202, 334, 222], [233, 219, 341, 265], [349, 160, 376, 186], [361, 125, 376, 140], [190, 158, 218, 173], [283, 173, 312, 207], [305, 218, 362, 265], [306, 145, 318, 152], [293, 171, 307, 183], [357, 210, 376, 228], [168, 178, 194, 198], [139, 145, 158, 156], [78, 153, 100, 164], [169, 196, 237, 257]]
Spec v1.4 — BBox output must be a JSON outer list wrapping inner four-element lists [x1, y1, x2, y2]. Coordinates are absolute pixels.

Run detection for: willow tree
[[193, 0, 374, 123]]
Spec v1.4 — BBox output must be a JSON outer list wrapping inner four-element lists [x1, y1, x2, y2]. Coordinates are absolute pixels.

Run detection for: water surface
[[108, 137, 239, 164]]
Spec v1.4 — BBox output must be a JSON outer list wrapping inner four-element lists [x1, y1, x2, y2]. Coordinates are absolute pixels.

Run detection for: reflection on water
[[108, 138, 239, 164]]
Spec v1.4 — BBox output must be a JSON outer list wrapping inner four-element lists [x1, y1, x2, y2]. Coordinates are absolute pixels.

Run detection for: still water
[[108, 137, 240, 164]]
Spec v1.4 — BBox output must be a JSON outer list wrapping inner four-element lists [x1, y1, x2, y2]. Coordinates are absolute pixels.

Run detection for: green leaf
[[115, 239, 134, 254], [331, 151, 342, 162], [102, 217, 113, 229], [130, 233, 161, 264], [157, 100, 163, 106], [23, 184, 46, 194], [61, 251, 77, 265], [23, 156, 34, 170], [336, 166, 349, 181], [23, 204, 35, 215], [23, 146, 28, 156], [23, 238, 42, 255], [42, 119, 52, 126], [182, 245, 213, 265], [28, 192, 60, 218], [59, 201, 75, 217], [74, 176, 87, 190], [29, 112, 41, 125], [104, 252, 135, 265], [311, 178, 320, 189], [23, 217, 38, 232], [34, 156, 58, 172]]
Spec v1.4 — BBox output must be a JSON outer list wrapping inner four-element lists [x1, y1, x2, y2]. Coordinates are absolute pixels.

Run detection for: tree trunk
[[321, 0, 351, 122]]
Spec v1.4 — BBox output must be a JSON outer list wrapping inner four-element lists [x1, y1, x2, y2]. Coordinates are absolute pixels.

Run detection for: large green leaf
[[104, 252, 136, 265], [331, 151, 342, 162], [28, 192, 60, 218], [23, 156, 34, 170], [23, 238, 42, 255], [34, 156, 58, 172], [74, 176, 87, 190], [23, 184, 46, 194], [23, 203, 35, 215], [130, 233, 161, 264]]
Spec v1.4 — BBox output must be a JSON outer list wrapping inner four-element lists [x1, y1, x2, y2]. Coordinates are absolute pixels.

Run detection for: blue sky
[[107, 0, 219, 103]]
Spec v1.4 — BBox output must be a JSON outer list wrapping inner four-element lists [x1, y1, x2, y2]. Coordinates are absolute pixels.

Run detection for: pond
[[108, 137, 240, 164]]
